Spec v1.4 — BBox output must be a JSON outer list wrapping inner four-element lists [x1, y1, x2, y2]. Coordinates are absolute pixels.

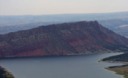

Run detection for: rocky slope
[[0, 21, 128, 58]]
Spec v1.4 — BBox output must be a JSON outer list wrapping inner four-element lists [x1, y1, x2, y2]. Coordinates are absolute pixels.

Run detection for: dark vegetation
[[0, 66, 14, 78], [0, 21, 128, 58], [102, 53, 128, 62]]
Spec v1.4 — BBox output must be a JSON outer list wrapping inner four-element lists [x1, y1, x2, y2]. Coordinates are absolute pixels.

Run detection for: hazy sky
[[0, 0, 128, 15]]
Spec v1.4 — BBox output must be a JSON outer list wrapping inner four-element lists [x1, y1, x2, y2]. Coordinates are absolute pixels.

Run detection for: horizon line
[[0, 11, 128, 16]]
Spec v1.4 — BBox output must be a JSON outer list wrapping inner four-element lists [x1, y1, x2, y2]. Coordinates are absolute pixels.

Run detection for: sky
[[0, 0, 128, 15]]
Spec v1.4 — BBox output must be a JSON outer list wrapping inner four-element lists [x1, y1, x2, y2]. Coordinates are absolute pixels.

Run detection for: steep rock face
[[0, 21, 128, 58]]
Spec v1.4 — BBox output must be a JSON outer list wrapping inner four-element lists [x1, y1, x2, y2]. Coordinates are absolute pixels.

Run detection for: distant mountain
[[99, 18, 128, 38], [0, 12, 128, 26], [115, 25, 128, 38], [0, 21, 128, 58], [0, 12, 128, 38]]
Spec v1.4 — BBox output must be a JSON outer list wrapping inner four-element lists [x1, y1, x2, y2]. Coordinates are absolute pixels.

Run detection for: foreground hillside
[[0, 21, 128, 58]]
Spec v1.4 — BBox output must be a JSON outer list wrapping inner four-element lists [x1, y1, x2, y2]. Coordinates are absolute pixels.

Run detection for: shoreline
[[106, 65, 128, 78], [102, 54, 128, 78], [0, 51, 108, 60], [0, 52, 125, 78], [0, 51, 121, 60]]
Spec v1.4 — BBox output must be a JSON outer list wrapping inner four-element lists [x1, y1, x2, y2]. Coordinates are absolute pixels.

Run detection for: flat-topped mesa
[[0, 21, 128, 58]]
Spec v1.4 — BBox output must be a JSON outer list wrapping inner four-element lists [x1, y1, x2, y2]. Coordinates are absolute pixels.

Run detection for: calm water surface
[[0, 53, 123, 78]]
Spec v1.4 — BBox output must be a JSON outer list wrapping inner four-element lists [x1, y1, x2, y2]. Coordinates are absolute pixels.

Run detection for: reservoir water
[[0, 53, 123, 78]]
